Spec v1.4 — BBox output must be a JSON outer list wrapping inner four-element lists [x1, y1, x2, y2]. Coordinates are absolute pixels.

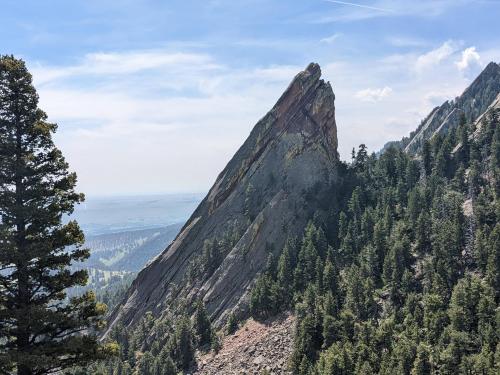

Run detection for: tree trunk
[[15, 105, 32, 375]]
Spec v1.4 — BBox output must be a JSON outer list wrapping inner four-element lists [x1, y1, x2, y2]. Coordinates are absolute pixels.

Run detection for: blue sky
[[2, 0, 499, 194]]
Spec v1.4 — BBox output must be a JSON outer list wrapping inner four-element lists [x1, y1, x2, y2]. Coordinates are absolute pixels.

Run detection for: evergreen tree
[[411, 344, 432, 375], [276, 242, 294, 305], [154, 351, 177, 375], [225, 312, 238, 335], [458, 118, 470, 167], [0, 55, 111, 375], [250, 274, 276, 318], [193, 300, 212, 347], [485, 224, 500, 299], [168, 317, 194, 370], [422, 140, 432, 177], [137, 352, 155, 375], [490, 119, 500, 195], [292, 313, 319, 373], [355, 144, 368, 170]]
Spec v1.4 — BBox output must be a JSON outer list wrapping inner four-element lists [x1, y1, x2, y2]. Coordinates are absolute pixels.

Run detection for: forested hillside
[[74, 88, 499, 374], [250, 109, 499, 374]]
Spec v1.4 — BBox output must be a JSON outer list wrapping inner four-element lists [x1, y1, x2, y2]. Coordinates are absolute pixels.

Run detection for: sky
[[2, 0, 499, 195]]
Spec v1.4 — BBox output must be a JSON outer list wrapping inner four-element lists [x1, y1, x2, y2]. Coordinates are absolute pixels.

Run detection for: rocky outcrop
[[383, 61, 500, 154], [472, 92, 500, 139], [195, 314, 295, 375], [106, 63, 339, 334]]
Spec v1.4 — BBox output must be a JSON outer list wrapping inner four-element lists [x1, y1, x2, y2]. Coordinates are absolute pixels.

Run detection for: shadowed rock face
[[106, 63, 339, 333]]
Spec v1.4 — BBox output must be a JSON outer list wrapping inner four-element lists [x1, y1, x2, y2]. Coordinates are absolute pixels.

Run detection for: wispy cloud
[[31, 50, 221, 86], [320, 33, 342, 44], [32, 42, 497, 194], [355, 86, 393, 102], [317, 0, 472, 23], [323, 0, 392, 13], [386, 36, 428, 48], [415, 40, 460, 73], [30, 51, 302, 194]]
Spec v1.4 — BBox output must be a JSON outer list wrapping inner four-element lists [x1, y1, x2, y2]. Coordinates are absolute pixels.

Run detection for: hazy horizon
[[71, 193, 203, 235]]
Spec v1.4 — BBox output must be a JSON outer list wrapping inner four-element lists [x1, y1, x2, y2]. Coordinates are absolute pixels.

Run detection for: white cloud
[[415, 40, 459, 72], [30, 51, 298, 195], [320, 33, 342, 44], [324, 0, 392, 13], [386, 36, 428, 48], [455, 47, 482, 76], [355, 86, 393, 102], [31, 50, 221, 85], [28, 43, 500, 195]]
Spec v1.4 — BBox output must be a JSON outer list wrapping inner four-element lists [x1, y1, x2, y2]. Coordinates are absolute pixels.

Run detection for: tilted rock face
[[382, 61, 500, 154], [106, 63, 339, 333]]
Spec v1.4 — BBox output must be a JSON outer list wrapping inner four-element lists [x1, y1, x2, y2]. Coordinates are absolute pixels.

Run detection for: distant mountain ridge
[[382, 61, 500, 154], [84, 223, 183, 272]]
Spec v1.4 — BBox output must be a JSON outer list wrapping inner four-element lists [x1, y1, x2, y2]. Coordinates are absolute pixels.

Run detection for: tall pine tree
[[0, 55, 110, 375]]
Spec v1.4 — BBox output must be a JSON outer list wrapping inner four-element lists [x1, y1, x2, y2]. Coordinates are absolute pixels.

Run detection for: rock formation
[[383, 61, 500, 154], [106, 63, 340, 333]]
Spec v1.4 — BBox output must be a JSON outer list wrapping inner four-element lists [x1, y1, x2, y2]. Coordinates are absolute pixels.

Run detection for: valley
[[66, 194, 201, 307]]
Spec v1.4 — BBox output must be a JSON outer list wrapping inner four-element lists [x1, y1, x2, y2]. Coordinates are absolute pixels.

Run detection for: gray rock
[[105, 62, 339, 335], [381, 61, 500, 155]]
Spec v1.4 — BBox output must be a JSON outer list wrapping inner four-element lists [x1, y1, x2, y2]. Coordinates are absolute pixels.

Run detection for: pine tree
[[193, 300, 212, 347], [138, 352, 155, 375], [322, 255, 339, 296], [154, 351, 177, 375], [355, 144, 368, 170], [422, 140, 432, 177], [210, 331, 222, 353], [276, 243, 293, 305], [490, 120, 500, 195], [415, 211, 432, 255], [433, 136, 453, 178], [485, 224, 500, 299], [410, 344, 431, 375], [225, 312, 238, 335], [250, 274, 276, 318], [168, 317, 194, 370], [0, 56, 111, 375], [458, 119, 470, 166], [292, 313, 319, 373]]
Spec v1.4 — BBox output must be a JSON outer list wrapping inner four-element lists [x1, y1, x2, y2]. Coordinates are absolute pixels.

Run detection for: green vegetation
[[225, 312, 239, 335], [249, 109, 500, 374], [2, 55, 497, 375], [186, 227, 241, 283], [72, 305, 216, 374], [0, 56, 114, 375], [71, 108, 499, 375]]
